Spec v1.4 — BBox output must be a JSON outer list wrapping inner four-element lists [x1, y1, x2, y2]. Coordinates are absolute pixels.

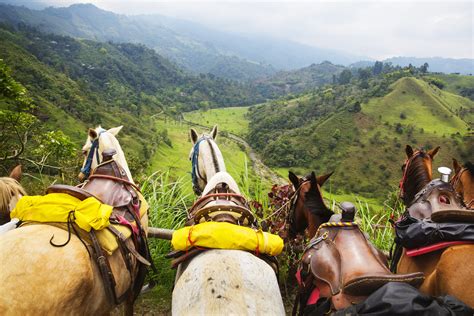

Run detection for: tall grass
[[141, 171, 193, 291]]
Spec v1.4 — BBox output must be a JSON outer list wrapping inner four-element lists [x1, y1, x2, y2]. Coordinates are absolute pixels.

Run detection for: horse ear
[[453, 158, 462, 173], [88, 128, 98, 139], [190, 128, 198, 144], [9, 165, 22, 182], [317, 172, 333, 187], [288, 171, 300, 188], [211, 125, 218, 140], [107, 126, 123, 136], [405, 145, 414, 158], [427, 146, 440, 159]]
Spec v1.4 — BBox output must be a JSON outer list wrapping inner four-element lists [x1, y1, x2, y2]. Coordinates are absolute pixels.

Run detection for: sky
[[9, 0, 474, 59]]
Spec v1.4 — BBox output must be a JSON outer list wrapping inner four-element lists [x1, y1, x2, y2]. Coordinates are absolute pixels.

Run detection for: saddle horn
[[340, 202, 355, 222]]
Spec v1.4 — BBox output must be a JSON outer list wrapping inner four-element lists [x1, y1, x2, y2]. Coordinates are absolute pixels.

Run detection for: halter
[[398, 150, 425, 202], [80, 130, 105, 180], [191, 136, 210, 195], [451, 167, 474, 209]]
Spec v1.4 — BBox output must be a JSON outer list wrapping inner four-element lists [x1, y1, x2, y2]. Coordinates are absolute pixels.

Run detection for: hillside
[[256, 61, 345, 95], [247, 74, 473, 200], [0, 25, 270, 185]]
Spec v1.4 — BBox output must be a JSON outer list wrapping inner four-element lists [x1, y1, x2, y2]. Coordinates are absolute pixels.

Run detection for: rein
[[81, 130, 105, 180], [191, 137, 209, 195]]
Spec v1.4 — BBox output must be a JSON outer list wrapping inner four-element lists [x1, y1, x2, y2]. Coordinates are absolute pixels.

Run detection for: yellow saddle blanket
[[172, 222, 284, 256], [11, 193, 148, 255]]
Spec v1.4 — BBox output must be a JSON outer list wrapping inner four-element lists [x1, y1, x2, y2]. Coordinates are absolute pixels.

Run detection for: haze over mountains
[[0, 2, 472, 79]]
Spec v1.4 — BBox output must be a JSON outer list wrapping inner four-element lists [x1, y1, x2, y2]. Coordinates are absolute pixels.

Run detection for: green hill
[[0, 25, 269, 186], [248, 74, 473, 200]]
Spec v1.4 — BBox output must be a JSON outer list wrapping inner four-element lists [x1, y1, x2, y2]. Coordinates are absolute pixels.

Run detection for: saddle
[[46, 149, 152, 306], [407, 179, 473, 222], [300, 202, 424, 297], [187, 182, 255, 227]]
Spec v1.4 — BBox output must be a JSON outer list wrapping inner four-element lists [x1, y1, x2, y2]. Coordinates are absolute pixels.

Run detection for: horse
[[171, 136, 284, 315], [0, 165, 26, 230], [395, 145, 474, 306], [452, 159, 474, 209], [189, 125, 226, 195], [0, 126, 150, 315], [288, 171, 423, 314]]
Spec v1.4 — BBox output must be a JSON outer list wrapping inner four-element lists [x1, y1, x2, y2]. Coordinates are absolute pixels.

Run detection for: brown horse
[[288, 170, 333, 238], [396, 145, 474, 306], [452, 159, 474, 209], [0, 126, 151, 315], [288, 171, 422, 313]]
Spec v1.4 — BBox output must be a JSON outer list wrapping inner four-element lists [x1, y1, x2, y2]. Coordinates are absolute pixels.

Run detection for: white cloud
[[26, 0, 474, 59]]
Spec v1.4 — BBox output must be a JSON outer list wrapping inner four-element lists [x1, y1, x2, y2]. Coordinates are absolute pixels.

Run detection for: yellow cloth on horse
[[11, 193, 113, 232], [171, 222, 284, 256]]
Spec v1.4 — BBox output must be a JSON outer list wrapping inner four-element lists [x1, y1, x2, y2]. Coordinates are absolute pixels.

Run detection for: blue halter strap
[[80, 130, 105, 179], [191, 137, 208, 195]]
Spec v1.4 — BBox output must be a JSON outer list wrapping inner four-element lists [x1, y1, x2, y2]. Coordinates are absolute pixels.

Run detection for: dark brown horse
[[452, 159, 474, 209], [396, 145, 474, 306], [287, 171, 333, 238], [289, 171, 423, 313]]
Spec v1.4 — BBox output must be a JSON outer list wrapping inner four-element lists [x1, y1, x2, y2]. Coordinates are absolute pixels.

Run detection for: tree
[[373, 61, 383, 75], [338, 69, 353, 84], [420, 62, 429, 74]]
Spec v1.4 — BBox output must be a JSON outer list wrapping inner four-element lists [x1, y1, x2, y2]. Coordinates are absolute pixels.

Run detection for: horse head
[[287, 171, 333, 238], [399, 145, 439, 206], [189, 125, 226, 195], [452, 159, 474, 209], [78, 126, 132, 183], [0, 165, 26, 225]]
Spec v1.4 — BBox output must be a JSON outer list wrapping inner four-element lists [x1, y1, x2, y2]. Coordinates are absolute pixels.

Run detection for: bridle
[[398, 150, 428, 203], [451, 167, 474, 209], [81, 130, 106, 180], [191, 136, 211, 195]]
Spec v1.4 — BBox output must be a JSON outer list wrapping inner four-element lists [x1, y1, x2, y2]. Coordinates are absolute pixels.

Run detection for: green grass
[[183, 106, 249, 136], [363, 77, 469, 135]]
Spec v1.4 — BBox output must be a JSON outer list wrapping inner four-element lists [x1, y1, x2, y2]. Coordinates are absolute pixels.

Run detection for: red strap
[[307, 287, 320, 305], [406, 241, 474, 257]]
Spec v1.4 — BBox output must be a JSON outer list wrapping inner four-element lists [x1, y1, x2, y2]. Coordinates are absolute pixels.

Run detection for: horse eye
[[82, 150, 88, 156], [401, 164, 406, 171]]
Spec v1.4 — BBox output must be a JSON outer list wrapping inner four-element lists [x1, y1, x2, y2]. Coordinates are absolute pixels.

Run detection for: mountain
[[247, 71, 473, 199], [351, 57, 474, 75], [0, 25, 271, 177], [255, 61, 346, 95], [0, 3, 365, 80]]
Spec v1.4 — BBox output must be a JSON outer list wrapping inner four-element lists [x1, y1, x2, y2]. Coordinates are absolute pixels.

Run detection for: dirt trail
[[181, 117, 286, 185]]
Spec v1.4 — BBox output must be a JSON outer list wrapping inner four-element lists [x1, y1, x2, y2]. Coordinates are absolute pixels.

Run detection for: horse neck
[[403, 157, 432, 205], [200, 139, 226, 182], [100, 135, 134, 184]]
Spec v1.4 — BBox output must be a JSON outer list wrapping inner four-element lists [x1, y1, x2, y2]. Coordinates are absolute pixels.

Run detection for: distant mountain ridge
[[0, 2, 364, 80]]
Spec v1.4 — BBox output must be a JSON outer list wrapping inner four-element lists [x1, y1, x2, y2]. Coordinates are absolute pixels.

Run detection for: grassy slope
[[183, 106, 250, 137], [149, 115, 250, 195], [364, 77, 469, 134]]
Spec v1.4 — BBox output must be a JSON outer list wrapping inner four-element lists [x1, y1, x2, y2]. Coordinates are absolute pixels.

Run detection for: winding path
[[181, 116, 286, 185]]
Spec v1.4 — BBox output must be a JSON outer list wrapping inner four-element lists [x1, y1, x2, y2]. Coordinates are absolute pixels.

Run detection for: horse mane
[[464, 161, 474, 176], [201, 171, 240, 196], [404, 152, 432, 203], [0, 177, 26, 217], [303, 173, 333, 222]]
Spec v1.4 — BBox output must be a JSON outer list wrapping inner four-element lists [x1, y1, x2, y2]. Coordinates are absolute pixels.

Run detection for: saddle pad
[[406, 241, 474, 257], [11, 193, 113, 232], [171, 222, 284, 256]]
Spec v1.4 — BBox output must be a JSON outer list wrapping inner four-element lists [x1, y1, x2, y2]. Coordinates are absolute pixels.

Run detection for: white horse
[[189, 125, 226, 195], [0, 126, 147, 315], [172, 128, 285, 315], [0, 165, 25, 233]]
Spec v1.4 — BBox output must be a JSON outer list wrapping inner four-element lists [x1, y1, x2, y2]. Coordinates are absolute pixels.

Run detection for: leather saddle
[[300, 202, 424, 297], [187, 182, 255, 227], [407, 179, 472, 222]]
